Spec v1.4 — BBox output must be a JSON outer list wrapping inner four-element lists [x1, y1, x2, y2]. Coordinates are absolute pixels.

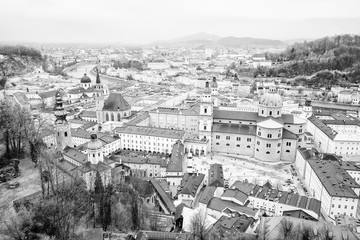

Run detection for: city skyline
[[0, 0, 360, 44]]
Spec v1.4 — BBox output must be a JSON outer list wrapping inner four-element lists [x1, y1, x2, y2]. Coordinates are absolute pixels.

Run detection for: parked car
[[6, 182, 20, 189]]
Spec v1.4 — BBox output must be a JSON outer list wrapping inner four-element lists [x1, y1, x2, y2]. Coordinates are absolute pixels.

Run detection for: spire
[[54, 90, 67, 123], [96, 68, 101, 84]]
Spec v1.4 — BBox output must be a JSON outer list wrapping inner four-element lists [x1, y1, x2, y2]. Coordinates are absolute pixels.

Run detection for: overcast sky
[[0, 0, 359, 44]]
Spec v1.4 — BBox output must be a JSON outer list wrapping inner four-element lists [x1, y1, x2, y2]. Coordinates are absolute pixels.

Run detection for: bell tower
[[198, 88, 213, 149], [54, 91, 72, 150]]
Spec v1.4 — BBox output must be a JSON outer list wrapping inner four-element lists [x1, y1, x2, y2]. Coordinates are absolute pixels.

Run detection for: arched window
[[111, 113, 115, 121], [226, 143, 230, 146], [105, 113, 109, 121], [266, 151, 270, 154], [216, 142, 220, 145], [277, 111, 280, 115], [117, 113, 121, 121], [204, 108, 207, 114], [247, 145, 251, 148], [236, 144, 240, 147], [269, 111, 272, 116], [286, 150, 290, 153], [124, 112, 127, 117]]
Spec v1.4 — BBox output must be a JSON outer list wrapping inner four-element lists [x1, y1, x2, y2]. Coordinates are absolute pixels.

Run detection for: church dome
[[259, 91, 283, 108], [81, 74, 91, 83], [88, 134, 103, 150]]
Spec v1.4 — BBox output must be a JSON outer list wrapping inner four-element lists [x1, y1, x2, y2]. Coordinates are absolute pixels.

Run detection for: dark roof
[[81, 73, 91, 83], [149, 178, 176, 213], [230, 181, 255, 194], [207, 197, 257, 217], [210, 215, 255, 235], [103, 92, 131, 111], [199, 186, 216, 205], [80, 110, 97, 118], [213, 109, 258, 122], [167, 140, 185, 172], [212, 123, 256, 135], [221, 189, 248, 203], [282, 129, 297, 139], [282, 209, 317, 221], [115, 125, 185, 139], [308, 116, 337, 139], [178, 173, 205, 197], [174, 203, 190, 221], [251, 183, 321, 217], [62, 146, 88, 165], [208, 163, 224, 187]]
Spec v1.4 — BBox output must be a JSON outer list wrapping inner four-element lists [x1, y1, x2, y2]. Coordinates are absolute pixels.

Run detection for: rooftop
[[179, 173, 205, 197], [103, 92, 131, 111], [212, 123, 256, 136], [221, 189, 248, 204], [115, 125, 185, 139], [207, 197, 257, 217], [300, 150, 360, 198], [166, 140, 185, 172], [208, 163, 224, 187], [199, 186, 216, 205]]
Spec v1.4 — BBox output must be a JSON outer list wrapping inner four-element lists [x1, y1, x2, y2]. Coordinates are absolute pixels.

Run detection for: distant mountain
[[169, 32, 220, 43], [153, 32, 285, 48], [218, 37, 285, 48]]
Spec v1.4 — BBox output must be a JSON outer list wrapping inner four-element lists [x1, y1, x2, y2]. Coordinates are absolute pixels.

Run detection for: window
[[277, 111, 280, 115], [258, 131, 261, 136], [286, 142, 291, 146], [278, 133, 281, 137], [267, 134, 272, 138], [299, 129, 303, 133], [247, 145, 251, 148], [266, 151, 270, 154], [93, 154, 95, 157], [216, 142, 219, 145], [266, 143, 271, 148], [204, 126, 207, 130], [247, 138, 251, 142], [226, 143, 230, 146], [204, 108, 207, 114], [277, 151, 280, 153], [277, 143, 281, 147], [298, 138, 302, 142], [216, 135, 220, 139], [345, 205, 347, 209], [226, 136, 230, 140], [269, 111, 272, 116], [236, 137, 241, 141], [262, 110, 264, 114], [338, 205, 341, 208], [256, 149, 259, 152], [351, 206, 354, 210], [64, 132, 67, 137], [257, 141, 260, 145], [236, 144, 240, 147]]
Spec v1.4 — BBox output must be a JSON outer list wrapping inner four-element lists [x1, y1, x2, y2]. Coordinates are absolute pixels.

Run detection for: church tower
[[87, 134, 104, 165], [95, 69, 105, 125], [54, 91, 72, 150], [303, 98, 313, 119], [198, 87, 213, 149]]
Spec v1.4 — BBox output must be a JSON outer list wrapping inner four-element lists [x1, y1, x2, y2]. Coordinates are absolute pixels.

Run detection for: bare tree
[[279, 218, 297, 240], [190, 210, 209, 240]]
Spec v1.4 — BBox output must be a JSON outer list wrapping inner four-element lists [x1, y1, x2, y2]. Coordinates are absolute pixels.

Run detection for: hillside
[[218, 37, 285, 48], [0, 45, 46, 89], [153, 32, 285, 48], [257, 34, 360, 86]]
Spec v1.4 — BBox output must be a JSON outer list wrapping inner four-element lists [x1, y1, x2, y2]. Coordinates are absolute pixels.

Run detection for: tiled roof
[[199, 186, 216, 205], [121, 155, 167, 167], [71, 128, 92, 139], [230, 181, 255, 194], [166, 140, 185, 172], [208, 163, 224, 187], [149, 178, 176, 213], [251, 183, 321, 216], [207, 197, 257, 217], [210, 215, 255, 234], [103, 92, 131, 111], [282, 129, 297, 139], [179, 173, 205, 197], [221, 189, 248, 203], [212, 123, 256, 135], [80, 110, 97, 118], [63, 146, 88, 165], [127, 112, 150, 126], [115, 125, 185, 139]]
